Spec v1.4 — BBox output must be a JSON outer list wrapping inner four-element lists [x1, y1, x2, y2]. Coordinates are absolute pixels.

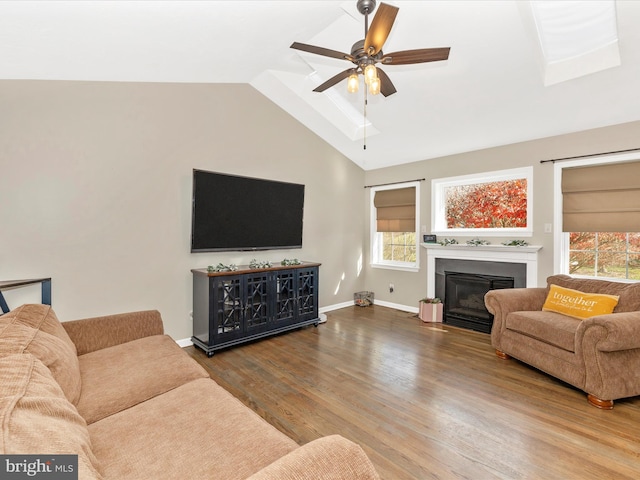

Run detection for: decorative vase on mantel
[[419, 298, 443, 323]]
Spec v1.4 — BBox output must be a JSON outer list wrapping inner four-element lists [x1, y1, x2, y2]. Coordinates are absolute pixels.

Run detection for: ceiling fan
[[290, 0, 450, 97]]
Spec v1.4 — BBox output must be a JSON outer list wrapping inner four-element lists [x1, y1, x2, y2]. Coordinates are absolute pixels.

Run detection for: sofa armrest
[[62, 310, 164, 355], [578, 312, 640, 352], [246, 435, 380, 480], [577, 312, 640, 401], [485, 287, 548, 349]]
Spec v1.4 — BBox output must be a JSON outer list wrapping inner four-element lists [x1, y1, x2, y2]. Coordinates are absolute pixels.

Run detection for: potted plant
[[419, 297, 443, 323]]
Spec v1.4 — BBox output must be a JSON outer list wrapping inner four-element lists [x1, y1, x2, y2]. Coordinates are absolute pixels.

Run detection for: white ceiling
[[2, 1, 640, 170]]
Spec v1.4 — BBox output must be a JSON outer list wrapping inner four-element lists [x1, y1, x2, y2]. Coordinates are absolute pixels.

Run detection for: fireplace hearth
[[444, 272, 514, 333]]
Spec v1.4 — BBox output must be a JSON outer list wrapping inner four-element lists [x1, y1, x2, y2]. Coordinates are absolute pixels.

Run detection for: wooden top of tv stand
[[192, 261, 321, 277]]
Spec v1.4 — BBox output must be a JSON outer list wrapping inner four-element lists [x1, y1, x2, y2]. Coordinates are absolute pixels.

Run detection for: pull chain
[[363, 87, 368, 150]]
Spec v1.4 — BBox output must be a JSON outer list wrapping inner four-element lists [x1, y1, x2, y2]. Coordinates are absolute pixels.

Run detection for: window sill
[[566, 274, 639, 284], [371, 263, 419, 273], [431, 230, 533, 238]]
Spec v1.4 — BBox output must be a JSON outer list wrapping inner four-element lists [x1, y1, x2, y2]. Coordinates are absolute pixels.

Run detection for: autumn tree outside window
[[432, 167, 533, 237], [569, 232, 640, 280]]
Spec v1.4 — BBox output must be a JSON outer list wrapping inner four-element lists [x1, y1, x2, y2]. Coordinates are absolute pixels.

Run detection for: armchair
[[485, 274, 640, 409]]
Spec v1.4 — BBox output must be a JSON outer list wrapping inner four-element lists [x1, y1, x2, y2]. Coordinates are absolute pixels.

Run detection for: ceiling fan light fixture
[[368, 75, 381, 95], [364, 63, 377, 85], [347, 72, 360, 93], [290, 1, 451, 101]]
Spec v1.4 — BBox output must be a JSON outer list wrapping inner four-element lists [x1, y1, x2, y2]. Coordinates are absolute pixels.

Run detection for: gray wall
[[0, 81, 366, 340], [3, 79, 639, 336], [363, 120, 640, 309]]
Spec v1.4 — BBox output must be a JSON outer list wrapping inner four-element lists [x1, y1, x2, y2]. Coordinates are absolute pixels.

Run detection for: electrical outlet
[[389, 283, 394, 293]]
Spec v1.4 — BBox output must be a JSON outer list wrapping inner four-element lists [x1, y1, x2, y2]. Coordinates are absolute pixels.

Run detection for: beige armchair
[[485, 274, 640, 409]]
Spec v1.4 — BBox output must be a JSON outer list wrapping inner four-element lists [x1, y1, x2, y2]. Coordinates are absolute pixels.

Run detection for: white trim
[[431, 167, 533, 237], [553, 151, 640, 275], [319, 301, 353, 313], [374, 300, 418, 314], [177, 303, 418, 341], [422, 243, 542, 297], [370, 181, 420, 270], [320, 300, 418, 314], [176, 337, 193, 348], [371, 263, 420, 273]]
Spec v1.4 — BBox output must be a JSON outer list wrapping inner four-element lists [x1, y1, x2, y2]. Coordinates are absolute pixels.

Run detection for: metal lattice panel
[[246, 275, 269, 328], [276, 273, 295, 320], [298, 271, 316, 314], [218, 279, 242, 333]]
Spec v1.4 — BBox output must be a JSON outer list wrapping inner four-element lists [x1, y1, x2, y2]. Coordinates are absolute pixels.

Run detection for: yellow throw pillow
[[543, 284, 619, 320]]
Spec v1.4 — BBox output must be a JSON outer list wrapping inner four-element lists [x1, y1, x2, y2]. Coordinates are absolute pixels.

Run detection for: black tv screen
[[191, 169, 305, 252]]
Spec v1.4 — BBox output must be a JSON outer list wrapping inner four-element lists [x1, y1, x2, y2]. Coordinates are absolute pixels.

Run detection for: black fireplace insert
[[444, 272, 514, 333]]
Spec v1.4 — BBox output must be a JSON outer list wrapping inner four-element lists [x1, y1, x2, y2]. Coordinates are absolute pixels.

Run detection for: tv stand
[[191, 262, 320, 357]]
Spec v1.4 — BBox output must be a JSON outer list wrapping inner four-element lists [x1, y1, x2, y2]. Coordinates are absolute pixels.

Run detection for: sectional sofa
[[0, 304, 380, 479]]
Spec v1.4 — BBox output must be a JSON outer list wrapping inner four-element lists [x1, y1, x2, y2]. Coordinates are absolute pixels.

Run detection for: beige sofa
[[0, 304, 380, 479], [485, 274, 640, 409]]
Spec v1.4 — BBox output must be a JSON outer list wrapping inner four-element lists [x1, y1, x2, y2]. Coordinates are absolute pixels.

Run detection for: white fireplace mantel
[[421, 243, 542, 297]]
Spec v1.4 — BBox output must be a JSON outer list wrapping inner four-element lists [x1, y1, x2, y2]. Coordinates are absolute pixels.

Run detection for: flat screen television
[[191, 169, 305, 252]]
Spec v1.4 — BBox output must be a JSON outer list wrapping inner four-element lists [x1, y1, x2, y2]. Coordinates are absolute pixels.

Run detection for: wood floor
[[184, 305, 640, 479]]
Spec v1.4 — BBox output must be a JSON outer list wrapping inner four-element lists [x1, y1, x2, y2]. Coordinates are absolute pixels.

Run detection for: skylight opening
[[529, 0, 620, 85]]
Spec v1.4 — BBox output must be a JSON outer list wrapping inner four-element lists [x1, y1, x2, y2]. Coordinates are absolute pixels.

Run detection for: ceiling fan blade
[[381, 47, 451, 65], [376, 68, 397, 97], [364, 3, 399, 56], [313, 69, 355, 93], [290, 42, 353, 62]]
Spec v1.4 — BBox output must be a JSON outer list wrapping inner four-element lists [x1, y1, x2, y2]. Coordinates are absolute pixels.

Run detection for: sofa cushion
[[88, 378, 298, 480], [543, 284, 619, 320], [547, 274, 640, 313], [76, 334, 209, 424], [0, 304, 81, 405], [505, 310, 581, 352], [0, 353, 102, 479], [247, 435, 381, 480]]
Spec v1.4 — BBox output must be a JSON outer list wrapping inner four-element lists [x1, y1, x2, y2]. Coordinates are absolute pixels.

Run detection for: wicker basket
[[354, 291, 374, 307]]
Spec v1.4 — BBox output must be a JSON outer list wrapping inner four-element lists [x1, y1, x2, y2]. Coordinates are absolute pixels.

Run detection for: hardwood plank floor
[[184, 305, 640, 479]]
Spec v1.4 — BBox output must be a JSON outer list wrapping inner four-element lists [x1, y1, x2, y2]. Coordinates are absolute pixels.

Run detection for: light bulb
[[369, 75, 381, 95], [347, 73, 359, 93], [364, 64, 377, 85]]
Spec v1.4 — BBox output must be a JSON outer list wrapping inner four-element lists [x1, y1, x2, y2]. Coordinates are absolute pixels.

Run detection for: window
[[432, 167, 533, 237], [569, 233, 640, 280], [555, 153, 640, 281], [370, 182, 419, 271]]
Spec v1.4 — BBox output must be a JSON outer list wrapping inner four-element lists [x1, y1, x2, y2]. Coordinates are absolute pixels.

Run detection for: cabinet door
[[296, 267, 318, 322], [244, 272, 271, 334], [274, 270, 297, 328], [212, 275, 244, 341]]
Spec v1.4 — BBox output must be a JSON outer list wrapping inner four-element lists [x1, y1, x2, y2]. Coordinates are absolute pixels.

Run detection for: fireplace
[[422, 243, 542, 333], [444, 272, 514, 333]]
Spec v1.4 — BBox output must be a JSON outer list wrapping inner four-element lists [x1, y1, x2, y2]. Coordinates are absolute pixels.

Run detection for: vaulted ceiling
[[2, 1, 639, 170]]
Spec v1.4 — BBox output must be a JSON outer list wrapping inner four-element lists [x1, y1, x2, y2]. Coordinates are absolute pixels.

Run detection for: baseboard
[[373, 300, 419, 314], [320, 300, 418, 315], [176, 337, 193, 348], [178, 301, 417, 347], [319, 301, 353, 313]]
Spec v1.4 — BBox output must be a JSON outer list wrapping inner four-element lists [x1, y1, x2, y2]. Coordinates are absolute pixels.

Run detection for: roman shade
[[374, 187, 416, 232], [562, 161, 640, 232]]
